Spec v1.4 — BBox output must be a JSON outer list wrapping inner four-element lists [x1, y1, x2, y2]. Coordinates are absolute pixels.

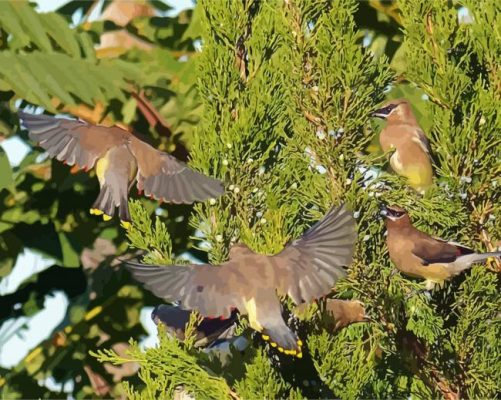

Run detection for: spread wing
[[273, 204, 357, 304], [128, 136, 225, 203], [19, 111, 126, 170], [411, 235, 473, 265], [125, 260, 245, 319]]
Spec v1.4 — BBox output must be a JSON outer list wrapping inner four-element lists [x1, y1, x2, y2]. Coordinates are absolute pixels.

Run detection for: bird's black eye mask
[[380, 204, 406, 218], [387, 208, 405, 218], [370, 103, 398, 118]]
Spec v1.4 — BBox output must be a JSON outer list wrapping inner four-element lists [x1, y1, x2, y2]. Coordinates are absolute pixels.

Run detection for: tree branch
[[131, 90, 189, 161]]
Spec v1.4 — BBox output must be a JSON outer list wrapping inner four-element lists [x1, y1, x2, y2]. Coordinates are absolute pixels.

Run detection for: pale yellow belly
[[245, 298, 263, 331], [95, 148, 137, 186], [390, 151, 432, 190], [95, 156, 109, 186]]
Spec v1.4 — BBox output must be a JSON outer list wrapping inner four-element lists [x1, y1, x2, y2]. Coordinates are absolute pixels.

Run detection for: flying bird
[[126, 204, 357, 357], [382, 205, 501, 289], [151, 304, 238, 348], [19, 111, 224, 228], [371, 99, 433, 193]]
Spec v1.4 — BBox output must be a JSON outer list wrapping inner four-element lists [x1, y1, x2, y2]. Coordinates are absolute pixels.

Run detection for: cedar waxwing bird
[[125, 204, 357, 357], [18, 111, 224, 227], [371, 99, 433, 193], [151, 304, 238, 348], [324, 299, 371, 331], [383, 205, 501, 289]]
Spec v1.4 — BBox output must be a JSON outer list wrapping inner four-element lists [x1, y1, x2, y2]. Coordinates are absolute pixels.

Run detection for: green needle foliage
[[98, 0, 499, 399], [92, 327, 234, 400], [0, 1, 205, 397], [0, 0, 498, 398]]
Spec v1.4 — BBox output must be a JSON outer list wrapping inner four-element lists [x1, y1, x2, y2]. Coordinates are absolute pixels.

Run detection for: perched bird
[[324, 299, 371, 331], [382, 205, 501, 289], [151, 304, 238, 348], [126, 204, 357, 357], [19, 111, 224, 227], [371, 99, 433, 193], [293, 299, 370, 330]]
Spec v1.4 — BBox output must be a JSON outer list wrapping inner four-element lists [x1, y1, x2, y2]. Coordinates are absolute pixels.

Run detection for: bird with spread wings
[[19, 111, 224, 228], [126, 204, 357, 357]]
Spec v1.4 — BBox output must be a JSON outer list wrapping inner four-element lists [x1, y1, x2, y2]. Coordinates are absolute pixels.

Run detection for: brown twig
[[131, 91, 189, 161], [397, 330, 460, 399], [131, 90, 173, 138]]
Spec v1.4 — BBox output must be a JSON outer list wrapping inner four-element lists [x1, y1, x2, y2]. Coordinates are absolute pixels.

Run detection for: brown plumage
[[126, 204, 357, 357], [324, 299, 370, 331], [19, 111, 224, 226], [371, 99, 433, 193], [151, 305, 238, 348], [383, 205, 501, 289]]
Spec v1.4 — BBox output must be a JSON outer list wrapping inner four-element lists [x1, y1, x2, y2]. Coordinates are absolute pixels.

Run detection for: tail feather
[[92, 185, 115, 217], [453, 251, 501, 273], [118, 200, 131, 222], [92, 182, 131, 221], [261, 323, 302, 357]]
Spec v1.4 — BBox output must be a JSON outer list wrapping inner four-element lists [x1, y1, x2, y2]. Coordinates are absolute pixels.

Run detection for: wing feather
[[128, 136, 224, 203], [125, 260, 244, 318], [19, 111, 126, 170], [412, 235, 474, 265], [273, 204, 357, 304]]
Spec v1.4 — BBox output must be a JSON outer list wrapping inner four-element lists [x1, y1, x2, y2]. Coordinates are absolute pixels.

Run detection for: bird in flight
[[19, 111, 225, 228], [126, 204, 357, 357]]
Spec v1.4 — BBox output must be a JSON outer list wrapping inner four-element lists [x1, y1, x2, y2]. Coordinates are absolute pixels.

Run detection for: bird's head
[[370, 98, 412, 121], [380, 204, 411, 225]]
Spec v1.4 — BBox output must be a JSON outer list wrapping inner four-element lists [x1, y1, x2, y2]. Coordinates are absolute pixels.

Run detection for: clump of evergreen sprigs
[[93, 0, 500, 398]]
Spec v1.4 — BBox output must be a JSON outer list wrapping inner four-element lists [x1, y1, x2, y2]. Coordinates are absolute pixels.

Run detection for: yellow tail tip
[[278, 347, 284, 353], [270, 342, 277, 348], [297, 352, 303, 359], [262, 334, 270, 341], [297, 339, 303, 347], [90, 208, 103, 216], [121, 221, 131, 230], [102, 214, 112, 221]]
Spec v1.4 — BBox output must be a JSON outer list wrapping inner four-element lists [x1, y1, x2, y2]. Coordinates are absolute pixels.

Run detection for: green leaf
[[0, 52, 141, 109], [9, 1, 53, 52], [0, 2, 31, 49], [121, 97, 137, 124], [0, 147, 14, 191], [39, 12, 82, 58], [58, 231, 80, 268], [77, 31, 97, 62]]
